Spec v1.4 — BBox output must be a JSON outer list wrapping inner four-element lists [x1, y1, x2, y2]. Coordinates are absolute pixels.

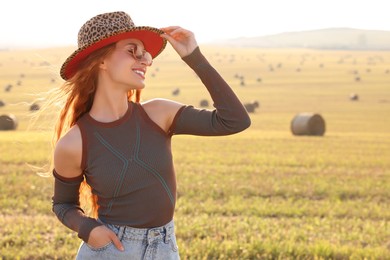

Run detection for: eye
[[127, 45, 145, 60], [127, 47, 136, 54]]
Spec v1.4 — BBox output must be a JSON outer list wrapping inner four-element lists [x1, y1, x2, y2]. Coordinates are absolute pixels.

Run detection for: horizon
[[1, 0, 389, 49], [2, 27, 389, 51]]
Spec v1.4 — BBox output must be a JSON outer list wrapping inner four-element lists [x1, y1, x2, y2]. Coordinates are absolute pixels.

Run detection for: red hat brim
[[60, 27, 166, 80]]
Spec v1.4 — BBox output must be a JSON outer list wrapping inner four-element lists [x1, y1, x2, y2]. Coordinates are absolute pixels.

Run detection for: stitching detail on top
[[133, 123, 175, 206], [93, 132, 129, 213]]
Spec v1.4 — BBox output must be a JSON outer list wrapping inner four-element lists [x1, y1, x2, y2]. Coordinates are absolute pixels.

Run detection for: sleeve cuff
[[77, 217, 103, 243]]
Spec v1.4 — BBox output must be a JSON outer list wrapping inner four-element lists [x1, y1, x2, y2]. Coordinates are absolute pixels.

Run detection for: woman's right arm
[[52, 125, 101, 241], [52, 125, 123, 250]]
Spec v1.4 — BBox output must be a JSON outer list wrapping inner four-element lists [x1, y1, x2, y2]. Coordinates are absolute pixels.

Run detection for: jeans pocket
[[85, 241, 114, 252], [167, 234, 179, 252]]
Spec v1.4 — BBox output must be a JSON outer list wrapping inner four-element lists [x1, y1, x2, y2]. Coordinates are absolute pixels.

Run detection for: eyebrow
[[125, 42, 144, 49], [125, 43, 137, 48]]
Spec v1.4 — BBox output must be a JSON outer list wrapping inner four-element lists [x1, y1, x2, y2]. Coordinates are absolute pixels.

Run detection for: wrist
[[78, 217, 103, 242]]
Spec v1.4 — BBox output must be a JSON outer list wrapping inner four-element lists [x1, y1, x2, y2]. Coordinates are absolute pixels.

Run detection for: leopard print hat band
[[60, 11, 167, 80]]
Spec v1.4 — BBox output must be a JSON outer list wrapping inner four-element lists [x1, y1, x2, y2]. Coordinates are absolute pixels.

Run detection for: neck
[[89, 87, 129, 123]]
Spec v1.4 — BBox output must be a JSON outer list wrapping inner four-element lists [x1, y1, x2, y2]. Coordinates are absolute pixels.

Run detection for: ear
[[99, 61, 107, 70]]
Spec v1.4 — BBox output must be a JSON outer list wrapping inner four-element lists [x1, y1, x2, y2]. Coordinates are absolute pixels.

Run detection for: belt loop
[[117, 226, 126, 241], [163, 226, 170, 243], [122, 226, 127, 240]]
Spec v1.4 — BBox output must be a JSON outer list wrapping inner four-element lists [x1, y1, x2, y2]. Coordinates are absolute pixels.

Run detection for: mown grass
[[0, 45, 389, 259]]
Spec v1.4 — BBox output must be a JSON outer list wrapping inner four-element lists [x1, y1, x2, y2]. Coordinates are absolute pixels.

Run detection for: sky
[[1, 0, 389, 48]]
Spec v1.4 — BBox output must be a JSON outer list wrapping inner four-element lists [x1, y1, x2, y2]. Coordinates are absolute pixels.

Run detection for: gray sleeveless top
[[77, 102, 180, 228]]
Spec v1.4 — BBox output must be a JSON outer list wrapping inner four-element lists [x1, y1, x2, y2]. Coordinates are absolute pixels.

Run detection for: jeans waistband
[[99, 219, 175, 244]]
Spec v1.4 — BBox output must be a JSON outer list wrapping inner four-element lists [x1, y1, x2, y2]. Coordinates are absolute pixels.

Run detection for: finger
[[160, 26, 180, 33], [160, 34, 178, 47], [161, 30, 186, 42], [162, 27, 191, 39], [160, 33, 174, 41], [109, 232, 124, 251]]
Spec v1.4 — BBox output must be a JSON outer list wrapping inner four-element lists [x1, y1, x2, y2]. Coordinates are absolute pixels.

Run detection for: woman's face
[[100, 38, 153, 90]]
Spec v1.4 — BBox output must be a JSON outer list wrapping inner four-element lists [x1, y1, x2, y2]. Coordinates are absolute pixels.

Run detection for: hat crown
[[77, 11, 135, 48], [61, 11, 166, 80]]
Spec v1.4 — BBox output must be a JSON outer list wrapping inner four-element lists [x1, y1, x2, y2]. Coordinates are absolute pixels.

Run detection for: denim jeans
[[76, 219, 180, 260]]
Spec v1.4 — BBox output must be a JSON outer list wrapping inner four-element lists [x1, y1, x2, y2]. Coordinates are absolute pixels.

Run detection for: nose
[[141, 58, 153, 67], [140, 52, 153, 66]]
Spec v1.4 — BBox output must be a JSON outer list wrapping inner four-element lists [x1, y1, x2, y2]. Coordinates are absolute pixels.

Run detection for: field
[[0, 44, 389, 259]]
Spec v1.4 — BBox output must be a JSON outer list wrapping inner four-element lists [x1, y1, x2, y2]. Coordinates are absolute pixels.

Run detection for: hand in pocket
[[87, 225, 124, 251]]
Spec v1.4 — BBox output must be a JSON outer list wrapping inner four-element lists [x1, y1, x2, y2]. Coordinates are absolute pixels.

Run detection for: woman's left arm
[[161, 27, 251, 136]]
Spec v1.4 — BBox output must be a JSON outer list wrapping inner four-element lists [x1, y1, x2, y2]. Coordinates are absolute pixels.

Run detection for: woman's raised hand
[[160, 26, 198, 58]]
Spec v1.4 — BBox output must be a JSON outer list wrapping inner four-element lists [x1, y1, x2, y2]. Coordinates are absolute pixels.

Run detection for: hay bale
[[291, 113, 325, 136], [199, 99, 209, 107], [172, 88, 180, 96], [4, 84, 12, 92], [244, 103, 255, 113], [350, 93, 359, 101], [0, 114, 18, 130], [244, 101, 260, 113], [30, 103, 40, 111], [0, 100, 5, 107]]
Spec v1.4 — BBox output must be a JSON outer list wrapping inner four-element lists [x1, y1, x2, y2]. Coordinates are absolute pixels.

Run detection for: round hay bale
[[350, 93, 359, 101], [244, 103, 255, 113], [0, 100, 5, 107], [244, 101, 260, 113], [0, 114, 18, 131], [30, 103, 40, 111], [4, 84, 12, 92], [291, 113, 325, 136], [172, 88, 180, 96], [199, 99, 209, 107]]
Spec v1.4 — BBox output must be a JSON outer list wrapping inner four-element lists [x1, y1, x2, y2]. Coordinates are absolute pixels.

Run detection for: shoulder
[[141, 98, 185, 132], [54, 124, 83, 178], [141, 98, 183, 112]]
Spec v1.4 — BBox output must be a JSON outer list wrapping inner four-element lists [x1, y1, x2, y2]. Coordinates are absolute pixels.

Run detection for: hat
[[60, 11, 167, 80]]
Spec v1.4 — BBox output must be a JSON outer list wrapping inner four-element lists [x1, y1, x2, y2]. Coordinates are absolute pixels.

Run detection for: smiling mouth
[[133, 69, 145, 79]]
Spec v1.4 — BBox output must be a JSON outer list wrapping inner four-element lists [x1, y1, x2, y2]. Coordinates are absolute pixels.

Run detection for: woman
[[52, 11, 251, 259]]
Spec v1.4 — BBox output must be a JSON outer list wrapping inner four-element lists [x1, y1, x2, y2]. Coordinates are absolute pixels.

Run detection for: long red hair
[[53, 43, 141, 217]]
